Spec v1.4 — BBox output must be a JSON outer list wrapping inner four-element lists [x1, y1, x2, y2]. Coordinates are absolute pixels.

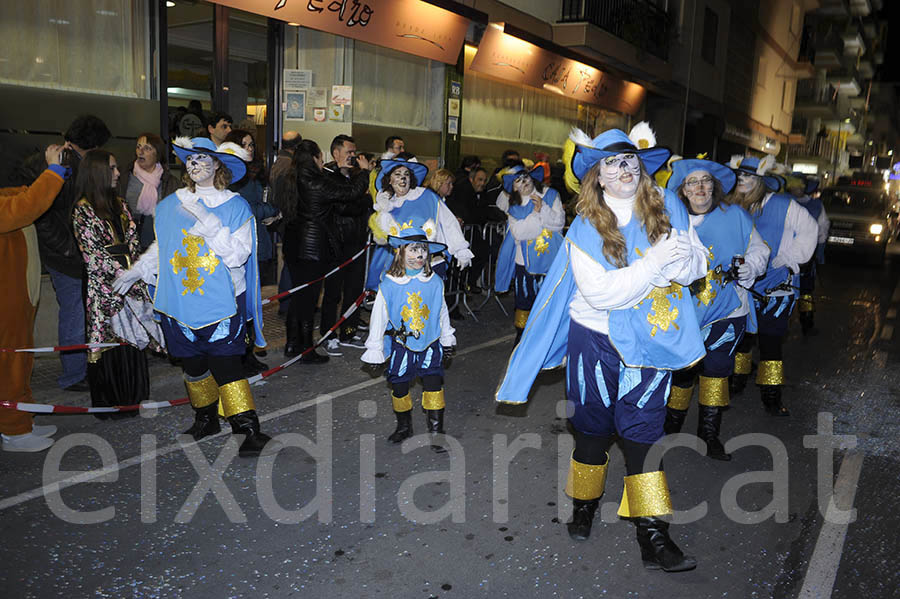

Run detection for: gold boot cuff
[[219, 379, 256, 418], [422, 389, 445, 410], [667, 385, 694, 411], [185, 374, 219, 409], [798, 293, 814, 313], [564, 455, 608, 500], [617, 471, 673, 518], [756, 360, 784, 385], [514, 309, 530, 329], [392, 393, 412, 412], [733, 351, 752, 375], [699, 376, 729, 407]]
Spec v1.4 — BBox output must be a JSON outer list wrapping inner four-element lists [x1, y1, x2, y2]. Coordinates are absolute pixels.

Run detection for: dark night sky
[[878, 3, 899, 82]]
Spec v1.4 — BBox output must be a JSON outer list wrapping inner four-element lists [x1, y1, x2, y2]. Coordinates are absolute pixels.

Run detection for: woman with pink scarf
[[117, 133, 180, 248]]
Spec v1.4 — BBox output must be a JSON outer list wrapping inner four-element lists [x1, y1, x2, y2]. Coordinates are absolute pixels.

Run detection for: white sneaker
[[323, 338, 343, 356], [339, 334, 367, 349], [2, 432, 54, 453], [31, 424, 58, 438]]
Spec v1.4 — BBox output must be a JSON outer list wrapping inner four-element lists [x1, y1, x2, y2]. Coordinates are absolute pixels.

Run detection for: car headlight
[[870, 223, 884, 235]]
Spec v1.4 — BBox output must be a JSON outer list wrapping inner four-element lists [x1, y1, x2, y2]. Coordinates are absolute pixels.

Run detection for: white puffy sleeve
[[743, 226, 770, 280], [437, 201, 474, 265], [362, 290, 389, 364], [570, 244, 666, 311], [439, 297, 457, 347], [132, 240, 160, 285], [771, 200, 818, 272]]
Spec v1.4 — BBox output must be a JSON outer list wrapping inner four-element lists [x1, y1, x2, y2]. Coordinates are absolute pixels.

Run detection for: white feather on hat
[[216, 141, 251, 162], [628, 121, 657, 149], [757, 154, 775, 176], [771, 161, 789, 175], [173, 136, 194, 149], [729, 154, 744, 169], [568, 127, 594, 148]]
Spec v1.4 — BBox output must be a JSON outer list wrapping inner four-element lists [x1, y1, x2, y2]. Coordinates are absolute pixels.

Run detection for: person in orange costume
[[0, 144, 69, 452]]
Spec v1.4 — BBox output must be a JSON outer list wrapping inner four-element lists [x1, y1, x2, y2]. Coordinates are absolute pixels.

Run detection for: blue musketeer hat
[[376, 157, 429, 192], [172, 136, 248, 182], [387, 227, 447, 254], [501, 164, 544, 193], [569, 122, 672, 181], [667, 158, 737, 194], [727, 154, 781, 192]]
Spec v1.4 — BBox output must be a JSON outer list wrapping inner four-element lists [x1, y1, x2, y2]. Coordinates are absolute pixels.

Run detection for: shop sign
[[211, 0, 468, 64], [469, 24, 645, 114]]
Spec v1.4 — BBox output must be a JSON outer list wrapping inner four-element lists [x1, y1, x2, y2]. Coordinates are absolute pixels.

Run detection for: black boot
[[426, 409, 448, 453], [799, 312, 818, 336], [663, 408, 687, 436], [298, 321, 329, 364], [184, 402, 221, 440], [729, 373, 748, 395], [284, 313, 302, 358], [514, 327, 523, 346], [760, 385, 790, 417], [633, 517, 697, 572], [566, 498, 599, 541], [227, 410, 280, 457], [242, 323, 269, 375], [697, 405, 731, 461], [388, 410, 413, 444]]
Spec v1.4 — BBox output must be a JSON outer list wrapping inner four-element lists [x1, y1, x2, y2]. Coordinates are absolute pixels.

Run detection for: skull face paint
[[512, 173, 535, 197], [736, 171, 761, 194], [185, 153, 217, 184], [598, 152, 641, 199], [403, 242, 428, 271], [389, 166, 413, 197]]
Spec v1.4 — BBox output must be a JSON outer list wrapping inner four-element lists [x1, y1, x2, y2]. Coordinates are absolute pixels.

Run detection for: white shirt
[[762, 192, 819, 296], [498, 189, 566, 265], [361, 271, 456, 364], [568, 193, 708, 334], [132, 185, 254, 297], [796, 195, 830, 244]]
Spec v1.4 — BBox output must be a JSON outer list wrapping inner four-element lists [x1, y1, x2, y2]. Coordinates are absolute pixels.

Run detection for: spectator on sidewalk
[[447, 166, 491, 294], [0, 145, 68, 452], [34, 114, 111, 393], [206, 112, 233, 146], [269, 131, 302, 317]]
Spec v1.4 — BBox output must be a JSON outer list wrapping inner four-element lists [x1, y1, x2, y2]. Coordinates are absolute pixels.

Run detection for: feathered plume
[[729, 154, 744, 169], [695, 152, 708, 159], [655, 154, 682, 188], [771, 161, 789, 175], [756, 154, 775, 175], [173, 136, 194, 149], [216, 141, 251, 161], [628, 121, 656, 149], [568, 127, 594, 148], [562, 137, 581, 195]]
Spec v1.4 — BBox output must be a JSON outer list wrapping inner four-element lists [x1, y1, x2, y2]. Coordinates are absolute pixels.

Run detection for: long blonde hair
[[386, 244, 434, 278], [724, 176, 766, 215], [575, 161, 671, 268]]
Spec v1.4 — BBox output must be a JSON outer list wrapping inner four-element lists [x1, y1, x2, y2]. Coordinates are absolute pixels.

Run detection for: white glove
[[645, 234, 682, 272], [261, 212, 282, 226], [736, 262, 755, 286], [182, 200, 223, 238], [455, 249, 474, 270], [113, 268, 142, 295]]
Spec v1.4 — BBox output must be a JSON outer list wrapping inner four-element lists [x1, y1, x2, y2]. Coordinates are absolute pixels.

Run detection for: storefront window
[[167, 0, 213, 139], [0, 0, 152, 98]]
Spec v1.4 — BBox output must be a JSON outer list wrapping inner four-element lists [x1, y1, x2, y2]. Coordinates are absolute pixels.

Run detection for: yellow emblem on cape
[[389, 219, 416, 236], [532, 228, 552, 255], [693, 246, 722, 306], [633, 246, 682, 336], [400, 291, 430, 335], [170, 229, 220, 295]]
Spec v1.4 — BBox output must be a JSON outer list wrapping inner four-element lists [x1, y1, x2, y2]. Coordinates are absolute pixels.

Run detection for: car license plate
[[828, 236, 854, 245]]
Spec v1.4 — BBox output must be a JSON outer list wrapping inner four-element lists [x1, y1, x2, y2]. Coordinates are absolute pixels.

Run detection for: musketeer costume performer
[[496, 123, 708, 572], [366, 157, 473, 289], [114, 137, 279, 457], [662, 158, 769, 460], [362, 228, 457, 452], [494, 164, 565, 344], [725, 156, 817, 417], [786, 174, 828, 336]]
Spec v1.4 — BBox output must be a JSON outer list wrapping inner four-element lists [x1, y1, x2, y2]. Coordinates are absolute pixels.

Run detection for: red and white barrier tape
[[0, 244, 372, 354], [0, 291, 370, 414]]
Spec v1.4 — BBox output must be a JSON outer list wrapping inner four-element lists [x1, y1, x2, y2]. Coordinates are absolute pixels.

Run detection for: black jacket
[[34, 153, 83, 278], [282, 164, 370, 263], [324, 162, 371, 252]]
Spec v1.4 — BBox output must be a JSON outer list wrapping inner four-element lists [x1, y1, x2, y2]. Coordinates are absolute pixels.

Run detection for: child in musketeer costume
[[496, 123, 708, 572], [662, 158, 770, 460], [494, 164, 565, 343], [724, 156, 817, 417], [113, 137, 280, 458], [361, 228, 457, 453], [365, 157, 474, 289], [785, 173, 828, 336]]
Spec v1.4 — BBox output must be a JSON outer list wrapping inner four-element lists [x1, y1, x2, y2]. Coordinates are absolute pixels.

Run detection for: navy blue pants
[[514, 264, 541, 312], [159, 293, 248, 358], [385, 338, 444, 385]]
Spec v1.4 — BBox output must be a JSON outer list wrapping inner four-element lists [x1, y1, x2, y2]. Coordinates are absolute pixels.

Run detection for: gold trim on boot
[[392, 393, 412, 412], [733, 352, 752, 375], [798, 293, 814, 313], [617, 471, 673, 518], [514, 309, 530, 329], [565, 454, 608, 500], [698, 376, 729, 407], [422, 389, 445, 410], [667, 385, 694, 411], [185, 374, 218, 409], [219, 379, 256, 418], [756, 360, 784, 385]]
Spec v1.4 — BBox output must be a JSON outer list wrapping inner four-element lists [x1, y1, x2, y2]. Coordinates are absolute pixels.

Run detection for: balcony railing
[[560, 0, 672, 61]]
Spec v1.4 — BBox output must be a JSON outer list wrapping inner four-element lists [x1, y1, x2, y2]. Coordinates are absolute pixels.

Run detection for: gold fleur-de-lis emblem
[[692, 245, 722, 306], [532, 228, 552, 255], [634, 245, 682, 336], [170, 229, 220, 295], [400, 291, 430, 336]]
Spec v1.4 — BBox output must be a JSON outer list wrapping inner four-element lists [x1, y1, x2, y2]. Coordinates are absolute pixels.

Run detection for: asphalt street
[[1, 245, 898, 599]]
